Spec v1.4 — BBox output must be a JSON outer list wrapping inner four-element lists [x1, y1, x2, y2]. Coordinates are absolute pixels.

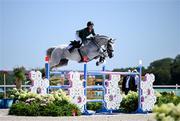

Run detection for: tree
[[171, 55, 180, 84], [13, 67, 26, 89], [147, 58, 174, 85], [112, 55, 180, 85]]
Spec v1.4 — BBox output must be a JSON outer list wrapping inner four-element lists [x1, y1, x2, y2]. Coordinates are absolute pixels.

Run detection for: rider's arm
[[92, 29, 96, 36]]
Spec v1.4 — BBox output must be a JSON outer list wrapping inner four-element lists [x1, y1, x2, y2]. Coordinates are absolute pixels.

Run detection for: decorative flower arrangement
[[9, 88, 80, 116], [153, 103, 180, 121], [10, 88, 71, 104]]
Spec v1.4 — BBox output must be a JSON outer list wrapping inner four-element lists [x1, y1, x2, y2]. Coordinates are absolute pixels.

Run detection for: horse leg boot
[[96, 56, 105, 66]]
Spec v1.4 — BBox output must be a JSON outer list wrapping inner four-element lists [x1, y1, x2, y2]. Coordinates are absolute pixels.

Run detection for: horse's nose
[[108, 53, 114, 58]]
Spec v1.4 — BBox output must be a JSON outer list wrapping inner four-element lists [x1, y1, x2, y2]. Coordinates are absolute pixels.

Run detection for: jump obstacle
[[37, 56, 156, 114]]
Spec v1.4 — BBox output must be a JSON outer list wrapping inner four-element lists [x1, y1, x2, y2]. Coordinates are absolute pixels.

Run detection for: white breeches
[[75, 31, 82, 42]]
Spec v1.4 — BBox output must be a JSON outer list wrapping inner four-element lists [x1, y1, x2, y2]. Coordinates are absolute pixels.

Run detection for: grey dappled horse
[[46, 35, 115, 68]]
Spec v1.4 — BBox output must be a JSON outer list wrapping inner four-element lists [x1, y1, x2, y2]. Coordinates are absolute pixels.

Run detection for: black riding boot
[[69, 46, 75, 53], [68, 40, 82, 53]]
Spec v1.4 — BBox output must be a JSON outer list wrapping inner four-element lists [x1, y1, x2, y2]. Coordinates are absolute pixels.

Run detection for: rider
[[68, 21, 105, 64], [77, 21, 96, 44], [69, 21, 96, 53]]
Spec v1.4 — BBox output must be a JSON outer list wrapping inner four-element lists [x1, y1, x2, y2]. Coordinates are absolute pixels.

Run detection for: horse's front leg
[[96, 56, 105, 66]]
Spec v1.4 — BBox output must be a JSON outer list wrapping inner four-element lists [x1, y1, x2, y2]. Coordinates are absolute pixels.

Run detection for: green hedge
[[9, 89, 81, 116], [87, 102, 102, 111], [156, 92, 180, 106], [153, 103, 180, 121], [9, 101, 80, 116], [9, 102, 39, 116], [119, 91, 138, 113], [119, 91, 180, 113]]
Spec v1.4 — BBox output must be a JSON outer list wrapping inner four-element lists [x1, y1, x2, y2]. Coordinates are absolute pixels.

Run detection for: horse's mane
[[94, 35, 110, 40]]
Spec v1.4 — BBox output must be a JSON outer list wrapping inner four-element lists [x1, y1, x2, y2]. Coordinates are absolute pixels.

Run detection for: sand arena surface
[[0, 109, 156, 121]]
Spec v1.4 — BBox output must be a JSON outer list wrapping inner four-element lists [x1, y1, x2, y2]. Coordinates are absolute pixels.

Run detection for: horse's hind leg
[[50, 48, 64, 68], [58, 59, 69, 67], [50, 59, 69, 69]]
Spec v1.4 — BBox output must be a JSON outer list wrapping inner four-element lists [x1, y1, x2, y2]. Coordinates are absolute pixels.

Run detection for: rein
[[92, 38, 107, 53]]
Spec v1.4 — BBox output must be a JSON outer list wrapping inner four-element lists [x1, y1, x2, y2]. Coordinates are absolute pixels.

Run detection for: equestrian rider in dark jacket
[[68, 21, 106, 64], [69, 21, 96, 53], [78, 21, 96, 44]]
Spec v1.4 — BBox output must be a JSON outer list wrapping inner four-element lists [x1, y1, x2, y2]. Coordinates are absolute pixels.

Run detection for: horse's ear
[[110, 39, 115, 43], [108, 38, 114, 43]]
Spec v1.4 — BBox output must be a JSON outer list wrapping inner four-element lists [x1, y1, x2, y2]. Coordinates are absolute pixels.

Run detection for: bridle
[[91, 37, 109, 54]]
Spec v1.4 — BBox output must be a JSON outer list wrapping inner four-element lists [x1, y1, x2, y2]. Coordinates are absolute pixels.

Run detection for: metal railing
[[153, 84, 180, 96], [153, 84, 180, 88], [0, 85, 31, 88], [0, 84, 180, 95]]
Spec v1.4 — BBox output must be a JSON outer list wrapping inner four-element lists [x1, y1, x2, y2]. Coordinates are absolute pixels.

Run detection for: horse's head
[[93, 35, 115, 59], [107, 38, 115, 58]]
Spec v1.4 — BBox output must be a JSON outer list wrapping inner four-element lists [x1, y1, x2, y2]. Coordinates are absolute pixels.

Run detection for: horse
[[46, 35, 115, 68]]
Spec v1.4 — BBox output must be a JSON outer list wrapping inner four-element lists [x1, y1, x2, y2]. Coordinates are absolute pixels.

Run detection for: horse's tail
[[46, 47, 55, 59]]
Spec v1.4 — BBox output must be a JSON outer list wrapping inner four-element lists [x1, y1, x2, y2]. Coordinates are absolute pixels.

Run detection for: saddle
[[69, 40, 82, 48], [69, 38, 100, 63]]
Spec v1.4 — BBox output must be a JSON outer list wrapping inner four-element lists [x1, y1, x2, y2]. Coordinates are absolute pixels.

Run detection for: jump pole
[[101, 62, 110, 113], [82, 61, 144, 113], [45, 56, 50, 80], [45, 56, 144, 113], [83, 62, 110, 114], [83, 63, 88, 114]]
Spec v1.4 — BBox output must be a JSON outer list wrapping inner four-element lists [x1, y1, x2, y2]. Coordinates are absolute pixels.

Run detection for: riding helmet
[[87, 21, 94, 26]]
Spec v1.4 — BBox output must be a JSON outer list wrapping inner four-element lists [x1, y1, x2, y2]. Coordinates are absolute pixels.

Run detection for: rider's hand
[[90, 36, 95, 40]]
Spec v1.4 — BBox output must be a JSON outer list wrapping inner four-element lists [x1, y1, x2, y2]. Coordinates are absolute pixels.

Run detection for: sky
[[0, 0, 180, 71]]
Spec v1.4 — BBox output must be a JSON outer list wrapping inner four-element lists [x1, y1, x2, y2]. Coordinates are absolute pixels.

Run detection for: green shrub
[[119, 91, 138, 113], [9, 102, 40, 116], [156, 92, 180, 106], [153, 92, 180, 121], [119, 91, 180, 113], [153, 103, 180, 121], [61, 103, 81, 116], [87, 102, 102, 111], [52, 100, 81, 116], [9, 101, 81, 116], [38, 103, 64, 116], [9, 89, 81, 116]]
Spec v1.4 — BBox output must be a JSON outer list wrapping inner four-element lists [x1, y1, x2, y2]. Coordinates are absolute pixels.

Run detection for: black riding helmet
[[87, 21, 94, 26]]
